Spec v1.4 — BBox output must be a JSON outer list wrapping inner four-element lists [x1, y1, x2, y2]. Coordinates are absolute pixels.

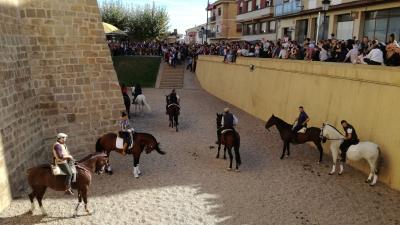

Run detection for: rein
[[321, 124, 345, 141]]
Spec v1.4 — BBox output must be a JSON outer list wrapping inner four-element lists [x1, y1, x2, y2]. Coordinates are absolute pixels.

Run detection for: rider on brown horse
[[120, 112, 135, 155], [52, 133, 74, 195], [217, 108, 239, 144], [166, 89, 180, 114]]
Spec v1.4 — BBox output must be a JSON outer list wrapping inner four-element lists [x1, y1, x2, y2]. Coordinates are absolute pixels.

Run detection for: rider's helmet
[[224, 108, 230, 113], [57, 133, 68, 139]]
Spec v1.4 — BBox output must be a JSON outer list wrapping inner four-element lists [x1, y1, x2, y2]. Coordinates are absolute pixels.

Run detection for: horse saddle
[[117, 131, 134, 149], [221, 129, 234, 134], [297, 127, 307, 134], [167, 103, 180, 109], [51, 163, 77, 182]]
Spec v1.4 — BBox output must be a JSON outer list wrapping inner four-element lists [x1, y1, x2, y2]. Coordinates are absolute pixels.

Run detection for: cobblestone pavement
[[1, 73, 400, 225]]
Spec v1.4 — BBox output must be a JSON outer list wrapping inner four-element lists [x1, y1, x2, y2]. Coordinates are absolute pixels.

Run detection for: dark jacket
[[223, 112, 234, 129]]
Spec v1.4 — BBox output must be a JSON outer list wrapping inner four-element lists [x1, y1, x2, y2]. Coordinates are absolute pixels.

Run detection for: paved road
[[1, 71, 400, 225]]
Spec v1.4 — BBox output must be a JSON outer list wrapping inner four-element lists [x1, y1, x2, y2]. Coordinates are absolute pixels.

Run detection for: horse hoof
[[338, 172, 343, 176], [280, 157, 284, 160], [285, 155, 289, 158], [235, 169, 240, 172], [369, 183, 376, 187], [366, 179, 372, 183], [28, 210, 33, 215], [226, 168, 232, 171], [328, 172, 334, 175], [72, 214, 77, 218], [216, 155, 219, 159]]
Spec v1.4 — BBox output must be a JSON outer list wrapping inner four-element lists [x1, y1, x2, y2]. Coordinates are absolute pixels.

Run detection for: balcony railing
[[209, 16, 216, 22], [236, 6, 273, 22], [274, 1, 302, 17]]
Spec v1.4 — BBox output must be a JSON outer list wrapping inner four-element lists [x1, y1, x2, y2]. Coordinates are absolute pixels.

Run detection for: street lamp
[[201, 26, 205, 44], [321, 0, 331, 40]]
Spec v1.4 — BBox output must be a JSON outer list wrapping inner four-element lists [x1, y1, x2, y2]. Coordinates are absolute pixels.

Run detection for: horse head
[[320, 123, 328, 143], [216, 113, 223, 128], [94, 153, 108, 174], [265, 114, 276, 131]]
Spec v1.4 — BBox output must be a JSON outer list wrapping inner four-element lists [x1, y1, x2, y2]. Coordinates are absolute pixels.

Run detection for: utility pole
[[206, 0, 210, 44]]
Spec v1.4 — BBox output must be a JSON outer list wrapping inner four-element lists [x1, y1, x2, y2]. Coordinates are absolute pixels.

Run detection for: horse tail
[[155, 143, 166, 155], [375, 146, 382, 174], [143, 95, 151, 112], [96, 138, 103, 153]]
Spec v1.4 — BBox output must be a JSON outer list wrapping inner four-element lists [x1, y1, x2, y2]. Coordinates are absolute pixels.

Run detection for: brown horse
[[95, 132, 165, 177], [216, 113, 241, 171], [265, 114, 324, 162], [26, 153, 108, 217], [166, 95, 180, 132]]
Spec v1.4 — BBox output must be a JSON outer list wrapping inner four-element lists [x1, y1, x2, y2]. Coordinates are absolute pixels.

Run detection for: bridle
[[320, 124, 345, 141]]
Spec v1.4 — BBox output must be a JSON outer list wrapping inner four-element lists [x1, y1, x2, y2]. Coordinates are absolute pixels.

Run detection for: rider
[[132, 83, 142, 103], [166, 89, 180, 114], [292, 106, 309, 133], [340, 120, 359, 162], [120, 112, 135, 155], [53, 133, 74, 195], [217, 108, 239, 144]]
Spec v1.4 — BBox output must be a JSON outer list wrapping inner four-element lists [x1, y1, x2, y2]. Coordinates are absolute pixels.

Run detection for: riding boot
[[340, 151, 347, 163], [64, 186, 74, 195], [121, 143, 128, 156]]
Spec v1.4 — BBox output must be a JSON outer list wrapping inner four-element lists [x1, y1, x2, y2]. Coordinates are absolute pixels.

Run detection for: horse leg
[[73, 191, 82, 217], [216, 143, 221, 158], [286, 143, 290, 157], [82, 189, 92, 215], [315, 142, 324, 163], [223, 146, 227, 160], [175, 115, 179, 132], [28, 191, 36, 214], [106, 151, 113, 175], [169, 115, 172, 127], [338, 162, 344, 175], [234, 145, 241, 172], [132, 151, 141, 178], [227, 147, 233, 171], [36, 186, 47, 215], [366, 158, 378, 186], [280, 142, 287, 160], [329, 146, 338, 175]]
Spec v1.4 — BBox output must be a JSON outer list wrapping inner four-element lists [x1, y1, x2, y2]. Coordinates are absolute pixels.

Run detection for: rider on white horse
[[132, 83, 142, 103], [340, 120, 359, 162], [292, 106, 309, 134]]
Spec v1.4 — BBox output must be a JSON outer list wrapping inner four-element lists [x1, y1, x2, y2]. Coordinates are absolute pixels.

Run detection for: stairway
[[159, 63, 185, 89]]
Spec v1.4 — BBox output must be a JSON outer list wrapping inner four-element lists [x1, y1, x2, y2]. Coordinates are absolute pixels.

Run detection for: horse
[[26, 153, 108, 217], [95, 132, 165, 177], [320, 123, 380, 186], [132, 94, 151, 116], [123, 93, 131, 118], [265, 114, 324, 163], [216, 113, 241, 171], [166, 95, 180, 132]]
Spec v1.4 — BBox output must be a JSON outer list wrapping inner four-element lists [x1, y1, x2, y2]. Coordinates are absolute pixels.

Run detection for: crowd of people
[[106, 33, 400, 68]]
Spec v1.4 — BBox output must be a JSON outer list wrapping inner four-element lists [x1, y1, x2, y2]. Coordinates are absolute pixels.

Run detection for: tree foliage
[[99, 0, 169, 41]]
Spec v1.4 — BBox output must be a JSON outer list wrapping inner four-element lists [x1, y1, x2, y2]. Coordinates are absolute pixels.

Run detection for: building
[[236, 0, 276, 41], [273, 0, 400, 43], [185, 24, 208, 44], [207, 0, 241, 43]]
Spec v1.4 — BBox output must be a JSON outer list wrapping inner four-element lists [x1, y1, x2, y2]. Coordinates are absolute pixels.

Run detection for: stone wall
[[0, 0, 125, 211]]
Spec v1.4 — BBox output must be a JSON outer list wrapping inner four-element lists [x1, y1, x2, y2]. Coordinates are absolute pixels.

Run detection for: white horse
[[132, 94, 151, 116], [320, 123, 380, 186]]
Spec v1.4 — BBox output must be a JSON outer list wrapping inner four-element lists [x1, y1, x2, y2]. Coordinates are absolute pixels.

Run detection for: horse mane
[[78, 154, 94, 163], [273, 116, 292, 129], [326, 124, 345, 136]]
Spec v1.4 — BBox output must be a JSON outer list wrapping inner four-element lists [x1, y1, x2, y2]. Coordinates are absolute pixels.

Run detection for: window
[[254, 23, 259, 34], [247, 0, 252, 12], [218, 7, 221, 16], [261, 22, 267, 33], [364, 8, 400, 42], [337, 14, 353, 40], [268, 21, 276, 33], [216, 25, 220, 33], [256, 0, 260, 10], [247, 24, 253, 35], [266, 0, 272, 7], [239, 2, 243, 14]]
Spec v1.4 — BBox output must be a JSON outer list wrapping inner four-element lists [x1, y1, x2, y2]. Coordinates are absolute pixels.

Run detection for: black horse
[[265, 114, 323, 163], [216, 113, 241, 171], [166, 95, 180, 132], [123, 93, 130, 118]]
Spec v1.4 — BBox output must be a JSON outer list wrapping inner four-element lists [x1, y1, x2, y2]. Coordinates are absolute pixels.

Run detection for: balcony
[[274, 0, 302, 17], [209, 16, 216, 22], [236, 6, 273, 22], [208, 32, 216, 38]]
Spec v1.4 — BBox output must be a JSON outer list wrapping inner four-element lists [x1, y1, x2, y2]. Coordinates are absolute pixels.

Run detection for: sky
[[98, 0, 211, 34]]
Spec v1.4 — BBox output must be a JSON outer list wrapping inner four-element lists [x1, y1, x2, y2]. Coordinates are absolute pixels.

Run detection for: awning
[[102, 22, 127, 36]]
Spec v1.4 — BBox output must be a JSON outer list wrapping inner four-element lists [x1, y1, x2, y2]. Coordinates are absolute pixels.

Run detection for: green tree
[[99, 0, 128, 30]]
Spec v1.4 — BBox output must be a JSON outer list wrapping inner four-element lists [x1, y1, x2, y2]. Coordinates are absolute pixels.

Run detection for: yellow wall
[[197, 55, 400, 191]]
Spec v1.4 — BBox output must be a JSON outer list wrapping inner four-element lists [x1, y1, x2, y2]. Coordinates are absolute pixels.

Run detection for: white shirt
[[366, 48, 384, 63]]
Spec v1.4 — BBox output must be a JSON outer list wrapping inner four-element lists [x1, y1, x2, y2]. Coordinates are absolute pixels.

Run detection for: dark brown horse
[[123, 93, 131, 119], [216, 113, 241, 171], [26, 153, 108, 217], [166, 95, 180, 132], [95, 132, 165, 177], [265, 114, 323, 162]]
